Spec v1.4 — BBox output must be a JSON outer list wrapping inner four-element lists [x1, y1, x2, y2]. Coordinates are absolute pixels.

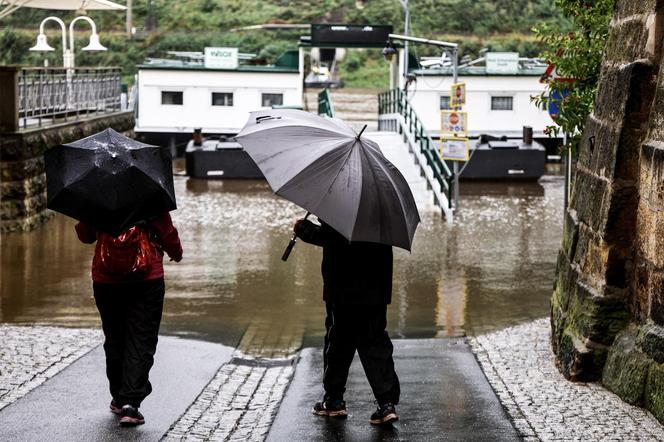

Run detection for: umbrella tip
[[356, 125, 367, 140]]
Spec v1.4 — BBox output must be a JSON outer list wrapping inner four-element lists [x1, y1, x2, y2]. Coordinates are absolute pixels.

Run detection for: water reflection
[[1, 175, 563, 348]]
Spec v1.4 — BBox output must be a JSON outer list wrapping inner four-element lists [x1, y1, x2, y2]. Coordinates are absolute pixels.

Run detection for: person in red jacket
[[76, 212, 183, 427]]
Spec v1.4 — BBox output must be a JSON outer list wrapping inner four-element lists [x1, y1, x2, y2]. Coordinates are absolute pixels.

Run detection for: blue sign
[[548, 89, 569, 121]]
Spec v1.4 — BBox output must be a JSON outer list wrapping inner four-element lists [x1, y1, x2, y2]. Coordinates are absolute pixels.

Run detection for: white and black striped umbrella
[[236, 109, 420, 251]]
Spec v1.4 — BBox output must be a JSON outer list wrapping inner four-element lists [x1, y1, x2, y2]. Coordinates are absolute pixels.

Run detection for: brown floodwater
[[1, 174, 564, 349]]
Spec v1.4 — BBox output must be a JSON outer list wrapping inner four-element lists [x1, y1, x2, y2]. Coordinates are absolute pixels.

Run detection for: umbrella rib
[[320, 139, 358, 210], [276, 139, 358, 239], [356, 144, 384, 241], [366, 145, 420, 244], [321, 138, 362, 242]]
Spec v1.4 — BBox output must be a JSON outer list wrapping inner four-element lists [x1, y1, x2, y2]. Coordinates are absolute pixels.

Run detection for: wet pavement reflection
[[1, 174, 564, 350]]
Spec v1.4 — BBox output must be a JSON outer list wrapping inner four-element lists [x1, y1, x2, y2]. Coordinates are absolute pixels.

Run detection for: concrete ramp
[[0, 336, 234, 442], [268, 340, 519, 441], [366, 131, 435, 212]]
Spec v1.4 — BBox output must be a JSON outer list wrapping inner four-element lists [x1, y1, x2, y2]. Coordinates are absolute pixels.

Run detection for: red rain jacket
[[75, 212, 183, 283]]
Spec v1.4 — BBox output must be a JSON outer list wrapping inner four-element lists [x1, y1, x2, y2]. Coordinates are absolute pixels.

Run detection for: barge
[[185, 138, 262, 179], [444, 135, 546, 181]]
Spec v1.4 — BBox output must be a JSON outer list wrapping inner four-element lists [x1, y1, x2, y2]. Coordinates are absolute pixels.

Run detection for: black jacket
[[295, 219, 393, 305]]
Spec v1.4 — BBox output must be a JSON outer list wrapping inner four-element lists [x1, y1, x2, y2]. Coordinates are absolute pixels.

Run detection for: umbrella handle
[[282, 212, 311, 262], [281, 236, 298, 261]]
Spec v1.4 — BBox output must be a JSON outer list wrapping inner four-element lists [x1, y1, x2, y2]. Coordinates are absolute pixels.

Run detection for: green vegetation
[[533, 0, 614, 151], [1, 0, 569, 86]]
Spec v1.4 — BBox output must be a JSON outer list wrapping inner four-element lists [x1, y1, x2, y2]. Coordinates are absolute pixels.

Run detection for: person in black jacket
[[294, 217, 400, 425]]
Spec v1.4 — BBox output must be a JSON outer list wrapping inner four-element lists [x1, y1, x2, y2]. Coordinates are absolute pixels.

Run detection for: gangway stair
[[365, 132, 435, 212], [314, 87, 455, 220]]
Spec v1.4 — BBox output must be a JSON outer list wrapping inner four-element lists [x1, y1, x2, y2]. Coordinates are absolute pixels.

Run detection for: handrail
[[318, 88, 334, 117], [12, 66, 123, 130], [377, 88, 454, 213]]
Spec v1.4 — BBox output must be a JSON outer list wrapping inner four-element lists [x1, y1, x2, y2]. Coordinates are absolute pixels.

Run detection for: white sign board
[[486, 52, 519, 74], [204, 47, 239, 69], [441, 138, 469, 162]]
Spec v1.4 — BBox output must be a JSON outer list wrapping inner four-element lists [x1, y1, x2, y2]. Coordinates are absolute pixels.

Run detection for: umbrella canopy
[[45, 128, 176, 236], [236, 109, 420, 251]]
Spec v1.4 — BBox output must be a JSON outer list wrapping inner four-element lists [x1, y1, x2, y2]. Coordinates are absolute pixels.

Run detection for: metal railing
[[18, 67, 122, 129], [378, 88, 455, 218], [318, 88, 334, 117]]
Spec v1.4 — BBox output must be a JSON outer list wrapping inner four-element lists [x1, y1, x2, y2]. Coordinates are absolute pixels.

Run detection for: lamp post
[[30, 15, 107, 68], [398, 0, 410, 79]]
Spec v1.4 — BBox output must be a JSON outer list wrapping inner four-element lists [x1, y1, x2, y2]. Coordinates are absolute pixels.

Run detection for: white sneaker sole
[[312, 409, 348, 418], [370, 413, 398, 425]]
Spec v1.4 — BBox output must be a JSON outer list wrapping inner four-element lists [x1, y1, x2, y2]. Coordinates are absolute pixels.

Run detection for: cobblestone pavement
[[163, 322, 302, 441], [0, 325, 101, 411], [470, 318, 664, 441]]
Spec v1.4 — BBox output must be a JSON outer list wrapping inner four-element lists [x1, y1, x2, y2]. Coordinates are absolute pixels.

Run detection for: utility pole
[[399, 0, 409, 79], [126, 0, 132, 39], [452, 46, 460, 211]]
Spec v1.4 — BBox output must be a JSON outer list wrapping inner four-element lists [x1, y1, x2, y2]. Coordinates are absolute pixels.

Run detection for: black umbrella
[[45, 128, 176, 236]]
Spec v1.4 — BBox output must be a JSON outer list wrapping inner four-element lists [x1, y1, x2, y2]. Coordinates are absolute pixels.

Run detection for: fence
[[0, 66, 122, 131]]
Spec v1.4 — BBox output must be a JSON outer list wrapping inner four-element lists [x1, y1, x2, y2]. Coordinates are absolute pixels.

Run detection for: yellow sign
[[450, 82, 466, 109], [440, 110, 468, 136], [441, 137, 469, 162]]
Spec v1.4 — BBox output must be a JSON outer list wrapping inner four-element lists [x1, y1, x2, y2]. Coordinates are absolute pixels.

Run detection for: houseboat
[[134, 48, 302, 156], [402, 52, 561, 159]]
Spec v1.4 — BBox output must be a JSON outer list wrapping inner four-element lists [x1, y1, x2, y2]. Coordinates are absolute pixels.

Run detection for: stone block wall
[[0, 112, 134, 233], [552, 0, 664, 422]]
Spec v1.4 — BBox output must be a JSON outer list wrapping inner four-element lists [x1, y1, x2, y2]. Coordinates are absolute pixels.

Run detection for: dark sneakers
[[110, 400, 122, 415], [119, 405, 145, 427], [312, 399, 348, 418], [370, 403, 398, 425]]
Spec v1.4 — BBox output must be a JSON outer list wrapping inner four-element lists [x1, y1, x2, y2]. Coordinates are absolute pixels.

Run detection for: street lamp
[[30, 15, 107, 68], [382, 33, 459, 86], [382, 42, 398, 62]]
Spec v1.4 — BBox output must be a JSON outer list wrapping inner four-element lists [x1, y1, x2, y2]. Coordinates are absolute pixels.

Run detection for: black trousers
[[323, 302, 400, 405], [93, 278, 165, 408]]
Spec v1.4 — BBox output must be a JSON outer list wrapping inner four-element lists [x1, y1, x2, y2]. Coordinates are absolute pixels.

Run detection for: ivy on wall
[[533, 0, 615, 152]]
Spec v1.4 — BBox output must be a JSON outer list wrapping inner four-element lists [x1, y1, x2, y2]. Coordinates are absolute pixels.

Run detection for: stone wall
[[0, 112, 134, 233], [552, 0, 664, 422]]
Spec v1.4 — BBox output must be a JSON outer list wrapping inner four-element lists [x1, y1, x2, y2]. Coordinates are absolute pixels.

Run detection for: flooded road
[[1, 174, 563, 349]]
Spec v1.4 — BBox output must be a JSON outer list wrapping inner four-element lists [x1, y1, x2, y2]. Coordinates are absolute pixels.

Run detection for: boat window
[[491, 96, 513, 111], [161, 91, 183, 105], [212, 92, 234, 106], [262, 93, 283, 107], [440, 95, 451, 110]]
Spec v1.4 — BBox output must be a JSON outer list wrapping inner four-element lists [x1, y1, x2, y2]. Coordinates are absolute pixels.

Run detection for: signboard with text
[[440, 110, 468, 136], [310, 24, 393, 47], [441, 138, 469, 162], [204, 47, 239, 69], [486, 52, 519, 74], [450, 82, 466, 108]]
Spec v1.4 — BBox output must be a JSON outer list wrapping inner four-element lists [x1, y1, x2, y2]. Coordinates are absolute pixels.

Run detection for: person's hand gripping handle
[[282, 212, 310, 261]]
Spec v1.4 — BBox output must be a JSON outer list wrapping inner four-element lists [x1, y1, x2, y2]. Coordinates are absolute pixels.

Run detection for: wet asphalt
[[0, 336, 233, 442], [268, 339, 520, 442], [0, 337, 518, 441]]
